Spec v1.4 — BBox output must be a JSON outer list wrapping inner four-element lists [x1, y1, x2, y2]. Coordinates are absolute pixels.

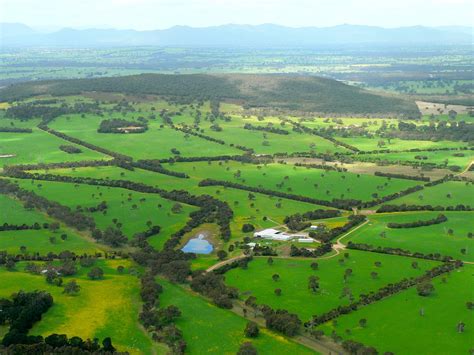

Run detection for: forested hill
[[0, 74, 420, 117]]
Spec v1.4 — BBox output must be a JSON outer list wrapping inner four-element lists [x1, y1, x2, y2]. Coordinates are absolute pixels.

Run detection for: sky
[[1, 0, 473, 31]]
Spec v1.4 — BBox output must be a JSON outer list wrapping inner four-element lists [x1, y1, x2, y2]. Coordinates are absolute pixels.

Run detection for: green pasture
[[182, 113, 348, 155], [0, 259, 158, 355], [49, 114, 240, 160], [157, 278, 315, 354], [26, 166, 321, 243], [389, 180, 474, 207], [0, 194, 101, 254], [344, 211, 474, 262], [357, 149, 473, 169], [14, 179, 196, 243], [224, 251, 438, 322], [338, 137, 467, 152], [165, 161, 419, 203], [318, 264, 474, 355], [0, 122, 106, 167]]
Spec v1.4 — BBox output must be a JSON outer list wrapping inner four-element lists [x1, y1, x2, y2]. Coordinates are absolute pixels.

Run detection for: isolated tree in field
[[49, 222, 60, 233], [343, 268, 353, 282], [274, 288, 282, 296], [272, 273, 280, 282], [374, 261, 382, 267], [88, 267, 104, 280], [171, 203, 183, 214], [457, 322, 465, 333], [242, 223, 255, 233], [466, 301, 474, 310], [417, 281, 434, 296], [370, 271, 378, 279], [63, 280, 81, 295], [411, 261, 419, 269], [117, 265, 125, 274], [217, 250, 228, 261], [61, 233, 67, 241], [267, 257, 273, 266], [49, 236, 57, 244], [20, 245, 27, 254], [359, 318, 367, 328], [245, 322, 259, 338], [308, 276, 319, 293], [238, 342, 257, 355], [311, 262, 318, 270]]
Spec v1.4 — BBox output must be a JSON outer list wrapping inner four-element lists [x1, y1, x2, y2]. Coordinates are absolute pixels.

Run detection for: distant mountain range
[[1, 23, 472, 47]]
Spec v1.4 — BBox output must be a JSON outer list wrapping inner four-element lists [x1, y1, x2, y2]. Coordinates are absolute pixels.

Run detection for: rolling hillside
[[0, 73, 420, 117]]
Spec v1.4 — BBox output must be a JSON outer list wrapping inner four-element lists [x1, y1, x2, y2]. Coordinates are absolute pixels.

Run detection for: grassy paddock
[[318, 265, 474, 355], [157, 278, 315, 354], [345, 211, 474, 262], [0, 259, 158, 354], [224, 251, 438, 321]]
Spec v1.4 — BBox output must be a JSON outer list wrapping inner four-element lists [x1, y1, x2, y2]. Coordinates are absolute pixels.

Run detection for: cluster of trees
[[346, 242, 455, 262], [290, 243, 333, 258], [374, 171, 430, 182], [310, 215, 366, 243], [159, 154, 271, 165], [97, 118, 148, 133], [341, 340, 378, 355], [252, 245, 278, 256], [377, 204, 472, 213], [0, 179, 96, 232], [1, 335, 116, 354], [243, 123, 289, 135], [387, 214, 447, 229], [0, 222, 42, 232], [4, 159, 116, 173], [294, 163, 347, 172], [309, 261, 463, 327], [6, 101, 102, 124], [0, 127, 32, 133], [92, 226, 128, 247], [212, 256, 252, 275], [395, 120, 474, 142], [0, 291, 54, 346], [130, 225, 161, 249], [198, 178, 359, 210], [85, 201, 108, 213], [138, 272, 186, 354], [59, 145, 82, 154], [191, 271, 238, 309], [6, 103, 71, 122], [361, 185, 424, 209], [262, 308, 302, 337], [284, 209, 341, 231], [134, 159, 189, 178]]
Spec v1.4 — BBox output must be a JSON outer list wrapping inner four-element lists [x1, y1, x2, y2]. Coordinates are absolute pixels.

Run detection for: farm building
[[297, 237, 315, 243], [253, 228, 293, 241]]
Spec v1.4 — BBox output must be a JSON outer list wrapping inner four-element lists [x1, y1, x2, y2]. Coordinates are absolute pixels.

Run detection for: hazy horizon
[[1, 0, 473, 31]]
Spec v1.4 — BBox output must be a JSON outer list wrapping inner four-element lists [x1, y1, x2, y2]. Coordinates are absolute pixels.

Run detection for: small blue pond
[[181, 234, 213, 254]]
